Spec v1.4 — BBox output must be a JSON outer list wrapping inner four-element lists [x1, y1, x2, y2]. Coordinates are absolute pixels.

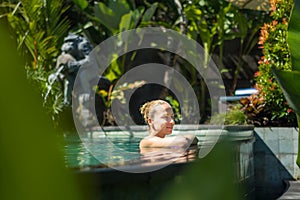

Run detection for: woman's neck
[[150, 129, 165, 138]]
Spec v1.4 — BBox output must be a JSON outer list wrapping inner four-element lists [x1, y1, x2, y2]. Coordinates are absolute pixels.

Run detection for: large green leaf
[[288, 5, 300, 71], [108, 0, 131, 17], [93, 0, 131, 34], [234, 11, 248, 39], [289, 31, 300, 71], [119, 7, 144, 31], [119, 11, 133, 32], [72, 0, 88, 10], [141, 2, 158, 22], [94, 2, 118, 33], [0, 21, 83, 200], [273, 69, 300, 116]]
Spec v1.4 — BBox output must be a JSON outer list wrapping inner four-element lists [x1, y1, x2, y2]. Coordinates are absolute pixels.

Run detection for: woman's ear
[[147, 118, 153, 125]]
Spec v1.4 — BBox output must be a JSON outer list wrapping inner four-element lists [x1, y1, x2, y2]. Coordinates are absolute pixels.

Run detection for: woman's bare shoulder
[[139, 136, 155, 148], [140, 135, 190, 148], [139, 136, 169, 148]]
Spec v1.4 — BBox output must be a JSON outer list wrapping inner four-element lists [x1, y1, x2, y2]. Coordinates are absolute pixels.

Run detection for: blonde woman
[[139, 99, 198, 148]]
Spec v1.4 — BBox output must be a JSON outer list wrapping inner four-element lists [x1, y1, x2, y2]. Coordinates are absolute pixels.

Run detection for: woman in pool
[[139, 99, 198, 148]]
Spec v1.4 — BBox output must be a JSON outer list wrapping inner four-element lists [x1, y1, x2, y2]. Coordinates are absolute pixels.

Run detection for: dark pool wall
[[253, 127, 299, 200], [236, 138, 255, 200], [75, 163, 190, 200]]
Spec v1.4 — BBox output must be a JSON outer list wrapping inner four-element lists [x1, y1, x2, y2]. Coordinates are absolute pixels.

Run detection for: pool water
[[64, 134, 142, 168], [64, 133, 197, 170]]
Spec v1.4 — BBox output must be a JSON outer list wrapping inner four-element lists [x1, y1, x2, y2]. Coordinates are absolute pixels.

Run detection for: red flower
[[254, 71, 260, 77]]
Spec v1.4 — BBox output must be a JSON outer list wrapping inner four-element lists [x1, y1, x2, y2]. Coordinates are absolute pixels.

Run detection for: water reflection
[[64, 134, 199, 171], [139, 145, 198, 166]]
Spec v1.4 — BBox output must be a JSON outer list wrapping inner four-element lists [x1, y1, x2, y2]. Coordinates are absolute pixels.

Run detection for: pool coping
[[82, 124, 254, 142]]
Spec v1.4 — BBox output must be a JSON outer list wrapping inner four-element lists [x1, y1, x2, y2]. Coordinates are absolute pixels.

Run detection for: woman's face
[[148, 103, 175, 138]]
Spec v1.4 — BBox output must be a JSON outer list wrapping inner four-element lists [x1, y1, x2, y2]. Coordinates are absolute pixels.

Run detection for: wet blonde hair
[[140, 100, 169, 124]]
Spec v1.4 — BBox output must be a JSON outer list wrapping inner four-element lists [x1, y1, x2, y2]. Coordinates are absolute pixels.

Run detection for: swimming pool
[[64, 130, 198, 172], [65, 125, 255, 199]]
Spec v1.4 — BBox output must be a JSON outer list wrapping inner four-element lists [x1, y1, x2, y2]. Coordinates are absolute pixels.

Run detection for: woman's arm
[[139, 134, 198, 148], [182, 134, 198, 145]]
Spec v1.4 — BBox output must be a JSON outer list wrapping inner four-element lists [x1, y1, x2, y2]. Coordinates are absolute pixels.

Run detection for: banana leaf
[[273, 69, 300, 115]]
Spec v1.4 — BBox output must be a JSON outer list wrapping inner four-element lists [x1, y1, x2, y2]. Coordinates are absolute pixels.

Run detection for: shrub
[[211, 104, 247, 125], [249, 0, 297, 126]]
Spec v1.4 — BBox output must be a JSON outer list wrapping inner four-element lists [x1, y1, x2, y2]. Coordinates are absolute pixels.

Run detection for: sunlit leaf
[[94, 2, 118, 33], [142, 2, 158, 22], [184, 5, 202, 21], [273, 69, 300, 116], [119, 11, 132, 32], [73, 0, 89, 10]]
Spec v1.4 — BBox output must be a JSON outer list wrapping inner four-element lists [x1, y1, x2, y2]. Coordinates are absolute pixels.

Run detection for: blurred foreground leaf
[[159, 142, 240, 200], [0, 23, 83, 200]]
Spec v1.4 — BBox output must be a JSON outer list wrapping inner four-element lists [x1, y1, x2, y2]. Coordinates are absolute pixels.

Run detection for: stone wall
[[254, 127, 299, 199]]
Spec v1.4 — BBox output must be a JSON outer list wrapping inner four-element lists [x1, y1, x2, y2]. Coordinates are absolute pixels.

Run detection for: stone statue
[[48, 33, 112, 127], [49, 33, 93, 105]]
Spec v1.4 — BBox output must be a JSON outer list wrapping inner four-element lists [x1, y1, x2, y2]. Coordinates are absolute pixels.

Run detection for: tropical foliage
[[250, 0, 297, 126], [1, 0, 269, 126], [211, 104, 247, 125], [180, 0, 267, 121], [0, 0, 70, 123], [272, 1, 300, 166]]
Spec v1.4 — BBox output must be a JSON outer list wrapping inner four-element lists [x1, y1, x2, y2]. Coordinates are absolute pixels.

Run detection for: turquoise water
[[64, 134, 100, 168], [64, 134, 142, 169], [64, 134, 198, 170]]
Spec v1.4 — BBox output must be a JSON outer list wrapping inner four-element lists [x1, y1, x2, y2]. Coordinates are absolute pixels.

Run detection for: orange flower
[[254, 71, 260, 77], [270, 0, 281, 12], [258, 56, 269, 65], [258, 24, 269, 45], [254, 83, 262, 91], [272, 20, 278, 26], [258, 56, 265, 64], [282, 18, 288, 25]]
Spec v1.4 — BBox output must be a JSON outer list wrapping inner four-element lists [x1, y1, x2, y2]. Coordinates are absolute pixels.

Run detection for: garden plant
[[0, 0, 268, 126], [272, 0, 300, 167], [248, 0, 297, 127]]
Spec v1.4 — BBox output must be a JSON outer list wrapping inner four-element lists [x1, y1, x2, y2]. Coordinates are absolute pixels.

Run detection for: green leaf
[[184, 5, 202, 21], [104, 53, 122, 81], [273, 69, 300, 116], [142, 3, 158, 22], [289, 31, 300, 71], [109, 0, 131, 17], [288, 4, 300, 71], [119, 11, 132, 32], [132, 7, 144, 27], [235, 12, 248, 39], [94, 2, 118, 33], [93, 0, 132, 34], [72, 0, 89, 10]]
